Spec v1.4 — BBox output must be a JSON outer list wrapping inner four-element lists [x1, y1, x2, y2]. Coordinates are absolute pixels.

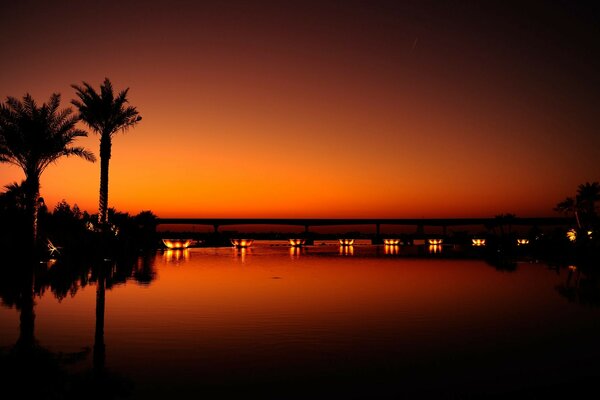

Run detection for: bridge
[[157, 217, 570, 240]]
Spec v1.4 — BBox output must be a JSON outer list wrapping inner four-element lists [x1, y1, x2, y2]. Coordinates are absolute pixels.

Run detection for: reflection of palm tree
[[71, 79, 141, 227], [0, 94, 95, 244], [94, 262, 106, 374], [0, 261, 79, 396], [15, 267, 36, 352]]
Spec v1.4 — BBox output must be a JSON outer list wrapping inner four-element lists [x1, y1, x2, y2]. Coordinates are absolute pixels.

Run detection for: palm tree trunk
[[98, 134, 112, 226], [25, 175, 40, 246]]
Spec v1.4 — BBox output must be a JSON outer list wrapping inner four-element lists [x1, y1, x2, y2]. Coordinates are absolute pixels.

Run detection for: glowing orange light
[[288, 238, 306, 247], [163, 239, 193, 249], [384, 244, 399, 255], [517, 239, 529, 245], [339, 245, 354, 255], [163, 249, 190, 263], [472, 238, 486, 246], [231, 239, 254, 248], [383, 239, 400, 245], [429, 244, 442, 254], [289, 246, 304, 259], [428, 239, 443, 245], [339, 239, 355, 246], [568, 265, 577, 271], [233, 247, 250, 263]]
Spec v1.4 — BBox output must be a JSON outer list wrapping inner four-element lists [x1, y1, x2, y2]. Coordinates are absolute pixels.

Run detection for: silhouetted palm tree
[[71, 79, 141, 227], [0, 94, 95, 244], [576, 182, 599, 222], [555, 182, 599, 229], [1, 181, 27, 210], [555, 196, 581, 228]]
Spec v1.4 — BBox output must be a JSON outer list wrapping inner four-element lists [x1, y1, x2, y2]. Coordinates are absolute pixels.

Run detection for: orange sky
[[1, 1, 599, 218]]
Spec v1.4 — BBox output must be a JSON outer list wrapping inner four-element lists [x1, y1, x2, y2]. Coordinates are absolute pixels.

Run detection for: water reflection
[[384, 244, 400, 255], [134, 253, 157, 284], [163, 248, 190, 264], [428, 244, 442, 254], [556, 265, 600, 306], [289, 246, 306, 259], [0, 255, 147, 398], [339, 245, 354, 256], [2, 246, 600, 397], [233, 247, 251, 263]]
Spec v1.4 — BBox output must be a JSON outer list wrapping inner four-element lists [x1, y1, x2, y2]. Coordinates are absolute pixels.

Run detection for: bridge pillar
[[213, 224, 219, 233], [303, 225, 314, 245], [372, 223, 383, 244]]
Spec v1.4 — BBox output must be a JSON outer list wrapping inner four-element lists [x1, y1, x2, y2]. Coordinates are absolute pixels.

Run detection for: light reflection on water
[[1, 243, 600, 397]]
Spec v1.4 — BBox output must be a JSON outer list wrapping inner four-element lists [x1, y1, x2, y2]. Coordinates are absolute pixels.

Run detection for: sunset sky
[[1, 1, 598, 218]]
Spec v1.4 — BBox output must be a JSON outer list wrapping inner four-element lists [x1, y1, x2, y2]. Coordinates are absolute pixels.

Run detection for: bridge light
[[163, 239, 193, 249], [339, 239, 355, 246], [428, 239, 443, 245], [289, 239, 306, 247], [231, 239, 253, 248], [383, 239, 400, 245], [472, 238, 486, 246]]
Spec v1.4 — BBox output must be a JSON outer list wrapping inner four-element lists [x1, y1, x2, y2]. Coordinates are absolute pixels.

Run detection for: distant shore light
[[339, 239, 355, 246], [472, 238, 486, 246], [517, 239, 529, 245], [428, 239, 443, 245], [231, 239, 254, 248], [383, 239, 400, 245], [289, 239, 306, 247], [163, 239, 193, 249]]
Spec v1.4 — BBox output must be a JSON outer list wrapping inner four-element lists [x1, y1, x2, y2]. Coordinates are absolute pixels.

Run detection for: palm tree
[[555, 196, 581, 228], [71, 78, 141, 227], [576, 182, 599, 222], [555, 182, 599, 230], [0, 94, 96, 245]]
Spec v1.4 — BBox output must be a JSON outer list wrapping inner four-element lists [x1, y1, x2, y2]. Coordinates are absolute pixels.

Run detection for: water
[[1, 242, 599, 398]]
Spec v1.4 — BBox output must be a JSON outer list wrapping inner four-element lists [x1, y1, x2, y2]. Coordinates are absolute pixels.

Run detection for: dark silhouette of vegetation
[[72, 78, 141, 228], [0, 94, 95, 246], [555, 181, 599, 230]]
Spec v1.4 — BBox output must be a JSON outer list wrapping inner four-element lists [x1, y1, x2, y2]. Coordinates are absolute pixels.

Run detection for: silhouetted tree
[[71, 79, 141, 228], [1, 181, 27, 210], [555, 196, 581, 228], [0, 94, 95, 245], [577, 182, 599, 223], [493, 213, 516, 237], [555, 182, 599, 230]]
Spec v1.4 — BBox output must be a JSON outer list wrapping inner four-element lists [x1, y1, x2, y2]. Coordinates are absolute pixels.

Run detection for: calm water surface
[[1, 242, 599, 398]]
